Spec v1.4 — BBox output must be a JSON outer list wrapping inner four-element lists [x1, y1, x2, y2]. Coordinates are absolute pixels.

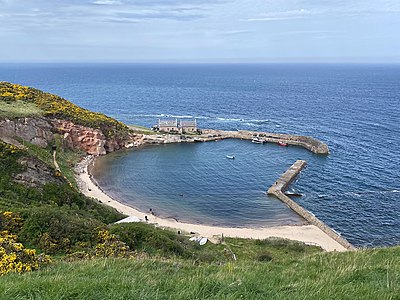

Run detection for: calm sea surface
[[1, 63, 399, 247]]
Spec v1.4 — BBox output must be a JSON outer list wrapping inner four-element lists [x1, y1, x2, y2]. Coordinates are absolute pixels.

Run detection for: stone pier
[[268, 160, 355, 250], [134, 128, 330, 155]]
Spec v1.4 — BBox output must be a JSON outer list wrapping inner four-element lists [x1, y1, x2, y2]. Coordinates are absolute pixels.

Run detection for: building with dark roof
[[154, 119, 197, 133]]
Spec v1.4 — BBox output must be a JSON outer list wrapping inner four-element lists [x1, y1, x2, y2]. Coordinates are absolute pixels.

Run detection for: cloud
[[92, 0, 122, 5], [104, 7, 205, 22], [244, 8, 314, 22]]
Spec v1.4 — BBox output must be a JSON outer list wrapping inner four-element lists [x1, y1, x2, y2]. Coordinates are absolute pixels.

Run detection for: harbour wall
[[135, 128, 329, 154], [267, 160, 355, 250]]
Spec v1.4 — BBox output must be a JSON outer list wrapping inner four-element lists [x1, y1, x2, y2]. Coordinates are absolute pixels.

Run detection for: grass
[[0, 100, 43, 119], [19, 136, 84, 187], [0, 82, 130, 139], [128, 125, 158, 135], [108, 222, 321, 262], [0, 247, 398, 299]]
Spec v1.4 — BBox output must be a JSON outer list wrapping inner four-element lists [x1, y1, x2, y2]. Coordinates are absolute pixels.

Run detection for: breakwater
[[131, 127, 329, 154], [268, 160, 355, 250]]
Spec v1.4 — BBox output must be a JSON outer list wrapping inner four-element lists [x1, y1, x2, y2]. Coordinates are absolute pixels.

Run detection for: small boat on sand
[[226, 155, 235, 159]]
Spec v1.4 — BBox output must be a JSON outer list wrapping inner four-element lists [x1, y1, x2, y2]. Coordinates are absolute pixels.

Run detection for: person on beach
[[145, 216, 149, 222]]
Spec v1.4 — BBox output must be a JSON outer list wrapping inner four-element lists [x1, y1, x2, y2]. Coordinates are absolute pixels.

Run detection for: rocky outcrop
[[0, 118, 53, 147], [0, 117, 137, 156], [13, 156, 64, 188], [51, 119, 107, 155]]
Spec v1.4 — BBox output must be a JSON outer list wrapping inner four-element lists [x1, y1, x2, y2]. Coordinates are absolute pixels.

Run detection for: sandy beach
[[75, 156, 347, 252]]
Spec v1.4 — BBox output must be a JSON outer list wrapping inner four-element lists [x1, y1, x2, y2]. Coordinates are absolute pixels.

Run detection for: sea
[[0, 63, 399, 248]]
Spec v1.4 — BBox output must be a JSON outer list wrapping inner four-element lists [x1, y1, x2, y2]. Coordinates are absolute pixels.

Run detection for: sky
[[0, 0, 399, 63]]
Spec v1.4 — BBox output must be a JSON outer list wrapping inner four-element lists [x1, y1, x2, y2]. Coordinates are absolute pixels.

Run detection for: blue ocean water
[[0, 63, 399, 247]]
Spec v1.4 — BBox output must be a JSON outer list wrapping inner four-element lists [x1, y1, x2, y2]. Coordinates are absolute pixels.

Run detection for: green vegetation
[[128, 124, 158, 135], [0, 82, 398, 299], [20, 135, 84, 186], [0, 82, 130, 139], [109, 223, 321, 262], [0, 140, 123, 254], [0, 100, 43, 119], [0, 246, 398, 299]]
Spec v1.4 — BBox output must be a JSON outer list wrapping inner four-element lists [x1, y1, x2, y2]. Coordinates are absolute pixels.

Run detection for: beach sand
[[75, 156, 347, 252]]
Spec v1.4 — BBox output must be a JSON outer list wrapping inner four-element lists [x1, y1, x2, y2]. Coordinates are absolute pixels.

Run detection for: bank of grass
[[128, 124, 158, 135], [0, 99, 43, 119], [0, 246, 398, 299], [0, 82, 130, 139], [0, 140, 123, 253], [108, 222, 321, 262]]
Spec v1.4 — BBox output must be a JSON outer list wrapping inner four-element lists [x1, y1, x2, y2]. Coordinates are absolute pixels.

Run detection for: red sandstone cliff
[[0, 117, 140, 155]]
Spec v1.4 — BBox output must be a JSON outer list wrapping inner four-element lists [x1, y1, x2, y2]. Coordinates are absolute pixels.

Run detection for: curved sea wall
[[138, 128, 329, 154]]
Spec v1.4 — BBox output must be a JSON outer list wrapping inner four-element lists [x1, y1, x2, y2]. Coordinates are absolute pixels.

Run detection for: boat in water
[[278, 141, 288, 147], [251, 137, 263, 144], [226, 155, 235, 159]]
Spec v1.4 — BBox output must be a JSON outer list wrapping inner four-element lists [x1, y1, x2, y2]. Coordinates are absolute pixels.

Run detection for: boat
[[285, 191, 302, 197], [226, 155, 235, 159], [199, 237, 208, 245], [278, 141, 288, 147], [251, 138, 263, 144]]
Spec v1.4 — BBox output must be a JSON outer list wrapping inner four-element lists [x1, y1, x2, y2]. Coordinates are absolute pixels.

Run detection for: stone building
[[157, 119, 179, 132], [154, 119, 197, 133], [180, 120, 197, 133]]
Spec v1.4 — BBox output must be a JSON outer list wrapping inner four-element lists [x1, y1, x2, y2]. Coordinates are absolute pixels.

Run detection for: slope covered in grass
[[0, 246, 398, 300], [0, 139, 123, 254], [0, 82, 129, 138]]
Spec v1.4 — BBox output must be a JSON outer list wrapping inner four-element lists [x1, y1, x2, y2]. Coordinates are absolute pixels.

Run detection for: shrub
[[19, 206, 103, 253], [0, 230, 51, 276], [0, 211, 23, 234], [110, 223, 194, 258], [95, 230, 130, 258]]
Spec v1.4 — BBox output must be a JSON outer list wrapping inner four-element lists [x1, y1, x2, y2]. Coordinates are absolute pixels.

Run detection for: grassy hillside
[[0, 83, 398, 299], [0, 82, 129, 138], [0, 140, 124, 253], [0, 246, 398, 299]]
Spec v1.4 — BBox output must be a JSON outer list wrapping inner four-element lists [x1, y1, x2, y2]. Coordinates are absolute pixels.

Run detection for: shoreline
[[75, 155, 347, 252]]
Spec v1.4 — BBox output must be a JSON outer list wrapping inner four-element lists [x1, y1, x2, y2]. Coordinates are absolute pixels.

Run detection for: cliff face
[[0, 117, 136, 155], [0, 118, 53, 148], [52, 119, 107, 155]]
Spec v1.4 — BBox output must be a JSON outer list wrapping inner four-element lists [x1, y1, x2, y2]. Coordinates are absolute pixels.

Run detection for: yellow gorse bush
[[0, 230, 51, 276], [95, 229, 130, 258], [0, 82, 129, 138], [0, 211, 23, 233]]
